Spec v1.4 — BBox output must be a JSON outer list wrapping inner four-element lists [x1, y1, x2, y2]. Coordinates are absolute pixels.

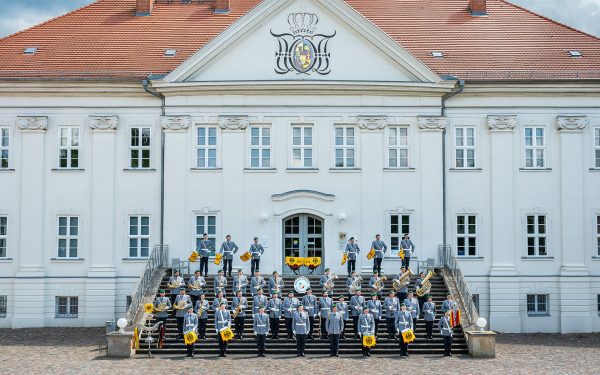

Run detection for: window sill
[[449, 168, 482, 172], [51, 168, 85, 172], [244, 168, 277, 173], [329, 168, 362, 173], [0, 258, 13, 263], [457, 256, 485, 260], [527, 313, 550, 317], [190, 168, 223, 172], [383, 168, 415, 172], [519, 168, 552, 172], [521, 256, 554, 261], [50, 258, 85, 263], [590, 168, 600, 172], [286, 168, 319, 173], [55, 316, 79, 319], [0, 168, 15, 172], [123, 168, 156, 172], [591, 256, 600, 261], [122, 257, 149, 262]]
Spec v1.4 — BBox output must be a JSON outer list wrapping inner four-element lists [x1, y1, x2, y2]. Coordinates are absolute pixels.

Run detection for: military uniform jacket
[[174, 294, 192, 317], [188, 275, 206, 296], [268, 277, 284, 295], [404, 297, 420, 319], [345, 242, 360, 260], [219, 240, 239, 260], [326, 312, 345, 335], [346, 277, 361, 293], [439, 316, 453, 337], [153, 296, 171, 318], [400, 239, 415, 257], [302, 294, 318, 317], [395, 310, 413, 332], [214, 276, 228, 296], [211, 297, 228, 311], [251, 276, 266, 296], [215, 309, 232, 332], [249, 243, 265, 259], [168, 276, 184, 295], [369, 276, 384, 291], [282, 297, 300, 319], [423, 301, 436, 322], [253, 294, 268, 314], [232, 296, 248, 318], [358, 313, 375, 336], [395, 275, 408, 294], [233, 274, 248, 295], [350, 295, 365, 317], [267, 298, 282, 319], [198, 239, 214, 258], [253, 313, 270, 335], [441, 299, 456, 313], [194, 299, 210, 319], [292, 311, 309, 335], [318, 297, 333, 318], [336, 301, 349, 320], [366, 299, 382, 320], [383, 297, 400, 319], [319, 274, 332, 289], [371, 240, 388, 259], [183, 312, 199, 334]]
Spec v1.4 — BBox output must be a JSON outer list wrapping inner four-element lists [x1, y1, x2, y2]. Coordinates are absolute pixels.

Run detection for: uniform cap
[[371, 293, 378, 297], [219, 302, 226, 306], [325, 268, 330, 272], [400, 303, 406, 307], [159, 290, 165, 294], [259, 305, 265, 309], [306, 288, 312, 291], [237, 269, 243, 272], [180, 287, 186, 291]]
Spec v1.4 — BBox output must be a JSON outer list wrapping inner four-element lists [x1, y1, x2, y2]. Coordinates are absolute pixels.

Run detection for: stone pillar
[[487, 115, 521, 333], [106, 331, 135, 357], [85, 116, 118, 326], [13, 116, 48, 328], [556, 115, 591, 333]]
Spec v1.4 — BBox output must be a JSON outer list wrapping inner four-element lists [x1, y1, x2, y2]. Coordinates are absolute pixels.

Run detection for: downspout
[[142, 79, 166, 246], [441, 79, 465, 248]]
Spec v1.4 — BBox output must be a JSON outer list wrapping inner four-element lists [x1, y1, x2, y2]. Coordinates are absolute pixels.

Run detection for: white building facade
[[0, 0, 599, 333]]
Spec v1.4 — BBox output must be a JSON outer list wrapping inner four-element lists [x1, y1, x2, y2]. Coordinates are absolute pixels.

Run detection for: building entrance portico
[[281, 214, 324, 275]]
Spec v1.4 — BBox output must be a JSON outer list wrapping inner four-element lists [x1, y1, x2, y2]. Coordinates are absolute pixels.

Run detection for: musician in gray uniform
[[318, 291, 333, 340], [211, 291, 228, 312], [404, 291, 420, 331], [367, 293, 382, 336], [249, 237, 265, 275], [358, 306, 375, 357], [219, 235, 239, 277], [194, 293, 210, 339], [423, 294, 436, 340], [346, 271, 361, 299], [188, 270, 206, 307], [319, 268, 333, 296], [371, 234, 388, 275], [336, 295, 349, 340], [232, 290, 248, 340], [198, 233, 214, 277], [397, 266, 409, 302], [384, 290, 400, 339], [326, 304, 344, 357], [283, 291, 300, 340], [214, 269, 228, 297], [232, 269, 248, 296], [395, 303, 413, 357], [215, 302, 232, 357], [174, 288, 193, 340], [253, 305, 270, 357], [251, 271, 266, 297], [292, 304, 309, 357], [349, 289, 365, 339], [439, 310, 453, 356], [266, 292, 282, 339], [400, 234, 415, 270], [253, 288, 268, 315], [168, 270, 184, 305], [345, 237, 360, 276], [369, 271, 384, 299], [183, 305, 199, 357], [415, 272, 427, 315], [268, 271, 284, 296], [302, 288, 318, 340], [153, 290, 171, 331], [441, 294, 456, 313]]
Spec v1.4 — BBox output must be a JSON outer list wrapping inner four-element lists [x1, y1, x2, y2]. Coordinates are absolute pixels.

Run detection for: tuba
[[323, 273, 338, 292], [392, 269, 414, 291], [373, 276, 387, 293], [416, 270, 437, 297], [349, 275, 363, 294]]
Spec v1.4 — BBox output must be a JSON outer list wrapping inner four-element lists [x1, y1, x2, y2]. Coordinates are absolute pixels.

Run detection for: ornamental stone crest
[[88, 115, 118, 130], [161, 116, 190, 131], [218, 115, 249, 131], [417, 116, 447, 130], [17, 116, 48, 130], [487, 115, 517, 130], [357, 116, 388, 130], [557, 115, 587, 131]]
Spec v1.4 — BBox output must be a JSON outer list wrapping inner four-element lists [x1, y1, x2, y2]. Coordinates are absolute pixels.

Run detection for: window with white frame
[[596, 214, 600, 256], [196, 126, 217, 168], [291, 125, 313, 168], [0, 127, 9, 169], [524, 127, 546, 168], [527, 294, 549, 316], [55, 296, 78, 318], [387, 126, 409, 168], [129, 127, 151, 168], [58, 127, 80, 168], [526, 215, 547, 256], [0, 295, 6, 317], [456, 214, 477, 256], [249, 127, 271, 168], [455, 127, 476, 168], [0, 216, 6, 258], [334, 126, 356, 168], [57, 216, 79, 258], [595, 128, 600, 168], [389, 213, 410, 257], [195, 215, 217, 256], [129, 216, 150, 258]]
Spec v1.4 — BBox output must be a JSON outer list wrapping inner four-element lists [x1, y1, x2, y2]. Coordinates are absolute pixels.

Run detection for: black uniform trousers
[[218, 335, 228, 355], [320, 317, 328, 338], [198, 318, 207, 339], [186, 342, 195, 356], [285, 317, 294, 338], [296, 334, 307, 355], [308, 316, 315, 337], [417, 296, 426, 317], [362, 345, 371, 356], [347, 259, 356, 275], [256, 334, 266, 355], [329, 334, 340, 355], [399, 339, 409, 355], [234, 316, 245, 337], [223, 259, 233, 277], [425, 321, 434, 339], [176, 317, 184, 336], [190, 294, 199, 308], [386, 318, 396, 337], [373, 258, 383, 274], [170, 294, 178, 306], [270, 317, 280, 338], [199, 257, 209, 276], [402, 257, 411, 270], [251, 258, 260, 274], [374, 318, 380, 336], [443, 335, 453, 355], [352, 316, 359, 336]]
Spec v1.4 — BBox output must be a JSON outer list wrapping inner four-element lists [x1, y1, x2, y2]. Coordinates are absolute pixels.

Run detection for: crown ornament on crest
[[288, 12, 319, 36]]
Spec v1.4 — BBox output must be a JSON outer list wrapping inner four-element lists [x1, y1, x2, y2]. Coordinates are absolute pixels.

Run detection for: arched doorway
[[282, 214, 324, 275]]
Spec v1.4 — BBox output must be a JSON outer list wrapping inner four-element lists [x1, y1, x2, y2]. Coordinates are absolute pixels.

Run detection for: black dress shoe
[[335, 354, 339, 357], [366, 353, 371, 357], [257, 354, 262, 357], [191, 353, 194, 357], [297, 354, 302, 357], [330, 354, 335, 357], [301, 354, 306, 357]]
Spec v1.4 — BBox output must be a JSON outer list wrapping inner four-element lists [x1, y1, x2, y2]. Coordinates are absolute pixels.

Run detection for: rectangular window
[[334, 126, 356, 168], [126, 296, 133, 311], [129, 127, 151, 168], [457, 215, 477, 256], [0, 216, 6, 258], [196, 126, 217, 168], [597, 295, 600, 315], [57, 216, 79, 258], [527, 294, 549, 316], [472, 294, 480, 314], [129, 215, 150, 258], [455, 127, 476, 168], [524, 127, 546, 168], [0, 127, 9, 169], [387, 126, 409, 168], [596, 215, 600, 256], [195, 215, 217, 256], [0, 295, 6, 318], [291, 125, 313, 168], [595, 128, 600, 168], [526, 215, 547, 256], [55, 296, 78, 318], [58, 127, 80, 168], [389, 214, 410, 257], [249, 127, 271, 168]]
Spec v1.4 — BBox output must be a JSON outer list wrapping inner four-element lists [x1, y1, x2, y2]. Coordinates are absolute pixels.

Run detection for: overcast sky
[[0, 0, 598, 39]]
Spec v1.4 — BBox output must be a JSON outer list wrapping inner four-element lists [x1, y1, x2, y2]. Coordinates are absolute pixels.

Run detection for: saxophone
[[416, 270, 437, 297], [232, 299, 244, 319], [373, 276, 387, 293], [349, 275, 363, 294], [197, 301, 206, 318], [393, 269, 414, 291]]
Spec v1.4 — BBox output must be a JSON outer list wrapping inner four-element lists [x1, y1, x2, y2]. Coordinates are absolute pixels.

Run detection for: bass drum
[[294, 276, 311, 294]]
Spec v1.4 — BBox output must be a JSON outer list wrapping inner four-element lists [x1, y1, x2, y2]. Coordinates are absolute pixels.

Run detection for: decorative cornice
[[417, 116, 447, 130], [272, 189, 335, 202], [17, 116, 48, 131], [357, 116, 387, 130], [88, 115, 118, 130], [161, 116, 190, 131], [557, 115, 587, 131], [218, 115, 249, 131], [487, 115, 517, 131]]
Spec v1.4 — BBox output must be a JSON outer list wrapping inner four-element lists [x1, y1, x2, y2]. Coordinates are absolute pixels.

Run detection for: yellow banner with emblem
[[401, 328, 415, 343], [398, 249, 405, 260], [367, 248, 376, 260], [362, 335, 376, 348], [213, 253, 223, 265], [341, 252, 348, 265], [144, 303, 153, 314], [184, 330, 198, 345], [240, 252, 251, 262], [219, 327, 234, 342], [188, 251, 199, 263]]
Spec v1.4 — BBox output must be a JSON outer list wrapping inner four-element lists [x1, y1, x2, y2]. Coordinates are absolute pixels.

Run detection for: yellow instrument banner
[[398, 249, 405, 260], [240, 252, 252, 262], [341, 252, 348, 265], [450, 309, 462, 327], [307, 257, 321, 268], [402, 329, 415, 343], [184, 331, 198, 345], [213, 253, 223, 265], [362, 335, 376, 348], [132, 326, 140, 349], [367, 248, 376, 260], [144, 303, 154, 314], [188, 251, 199, 263], [219, 327, 234, 342]]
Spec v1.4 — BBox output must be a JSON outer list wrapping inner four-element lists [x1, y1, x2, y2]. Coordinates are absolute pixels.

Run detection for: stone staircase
[[137, 269, 467, 356]]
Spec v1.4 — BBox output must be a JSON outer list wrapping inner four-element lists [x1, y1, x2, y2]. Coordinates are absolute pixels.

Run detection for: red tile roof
[[0, 0, 599, 81]]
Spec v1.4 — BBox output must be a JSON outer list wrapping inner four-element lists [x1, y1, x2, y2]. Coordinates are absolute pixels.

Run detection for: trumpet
[[323, 273, 338, 292]]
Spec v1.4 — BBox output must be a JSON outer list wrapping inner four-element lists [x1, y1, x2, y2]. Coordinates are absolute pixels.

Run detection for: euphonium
[[416, 270, 437, 297], [323, 273, 338, 291], [349, 275, 363, 294], [393, 269, 414, 291], [373, 276, 387, 292]]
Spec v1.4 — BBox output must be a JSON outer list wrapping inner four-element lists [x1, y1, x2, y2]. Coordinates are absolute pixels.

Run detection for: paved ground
[[1, 328, 599, 375]]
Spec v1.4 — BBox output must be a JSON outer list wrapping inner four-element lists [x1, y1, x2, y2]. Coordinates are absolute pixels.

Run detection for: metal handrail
[[125, 245, 169, 323], [438, 244, 479, 326]]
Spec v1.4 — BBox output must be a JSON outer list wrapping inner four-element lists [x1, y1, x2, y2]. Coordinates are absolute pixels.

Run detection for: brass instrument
[[232, 299, 244, 319], [197, 302, 206, 318], [373, 276, 387, 293], [349, 275, 363, 294], [167, 278, 182, 290], [154, 301, 168, 313], [173, 298, 188, 310], [392, 269, 414, 291], [323, 273, 338, 292], [189, 277, 203, 291], [254, 276, 264, 291], [416, 270, 437, 297]]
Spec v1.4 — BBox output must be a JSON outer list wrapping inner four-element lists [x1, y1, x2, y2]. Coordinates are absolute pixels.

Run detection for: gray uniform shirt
[[292, 311, 309, 335], [249, 243, 265, 259], [326, 312, 345, 334], [395, 310, 413, 333], [268, 277, 284, 295], [282, 297, 299, 319], [232, 296, 248, 318], [383, 297, 400, 319], [194, 299, 210, 319], [219, 241, 239, 260], [366, 299, 382, 320], [423, 301, 436, 322], [211, 297, 228, 311], [168, 276, 184, 295], [214, 276, 228, 296], [350, 295, 365, 317], [215, 309, 231, 332], [336, 301, 349, 320], [253, 294, 268, 314], [233, 274, 248, 295], [174, 294, 192, 318], [198, 239, 214, 258], [253, 313, 270, 335], [439, 316, 453, 337], [153, 296, 171, 318], [318, 297, 333, 318], [371, 240, 388, 259], [188, 275, 206, 296], [441, 299, 456, 313], [404, 297, 420, 319], [267, 298, 282, 319], [358, 313, 375, 336], [251, 276, 266, 296], [400, 239, 415, 257], [303, 294, 318, 317], [345, 242, 360, 260], [183, 312, 199, 334]]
